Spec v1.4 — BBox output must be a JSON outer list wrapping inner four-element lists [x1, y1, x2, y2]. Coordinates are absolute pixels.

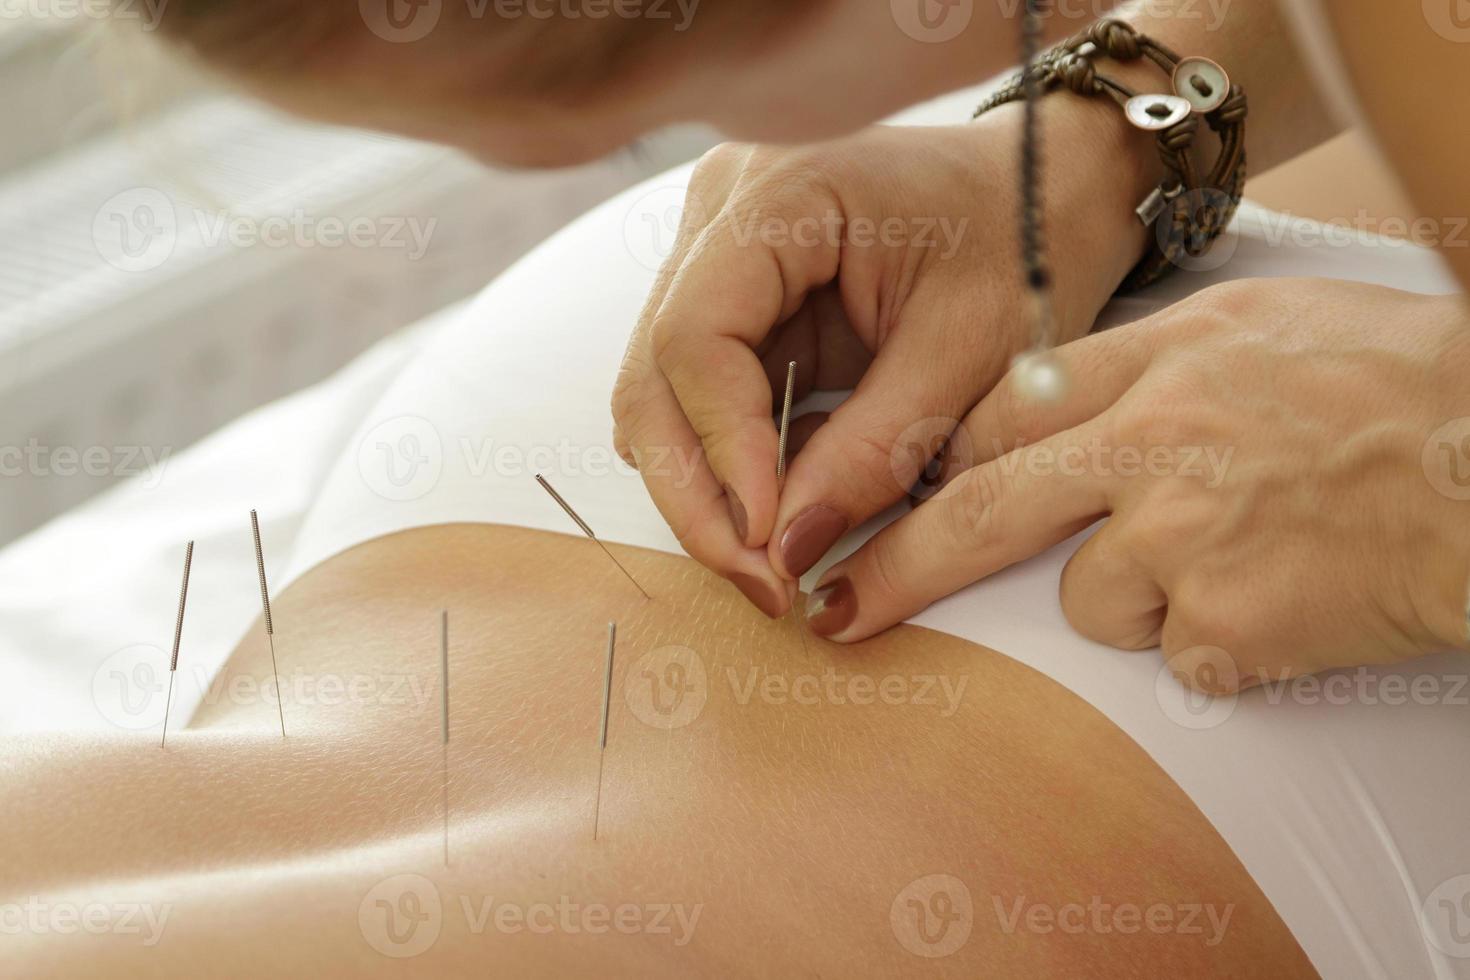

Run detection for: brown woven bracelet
[[975, 18, 1248, 292]]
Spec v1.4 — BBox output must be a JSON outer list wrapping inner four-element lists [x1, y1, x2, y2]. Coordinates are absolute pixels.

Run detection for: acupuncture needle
[[250, 511, 287, 739], [593, 622, 616, 842], [160, 541, 194, 749], [535, 474, 652, 600], [777, 360, 797, 484], [776, 362, 810, 653], [441, 610, 450, 867]]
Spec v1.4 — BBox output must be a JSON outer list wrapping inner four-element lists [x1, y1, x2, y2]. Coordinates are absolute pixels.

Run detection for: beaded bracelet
[[975, 18, 1248, 292]]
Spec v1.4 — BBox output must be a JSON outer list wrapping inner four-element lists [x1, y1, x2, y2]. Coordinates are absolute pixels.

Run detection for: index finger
[[616, 364, 793, 618], [650, 187, 841, 550], [804, 425, 1114, 642]]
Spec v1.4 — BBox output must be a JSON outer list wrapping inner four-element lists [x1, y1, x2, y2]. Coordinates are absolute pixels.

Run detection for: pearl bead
[[1010, 350, 1071, 405]]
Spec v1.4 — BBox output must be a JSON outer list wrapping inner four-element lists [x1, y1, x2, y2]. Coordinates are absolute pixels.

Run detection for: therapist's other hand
[[808, 279, 1470, 688], [611, 108, 1158, 615]]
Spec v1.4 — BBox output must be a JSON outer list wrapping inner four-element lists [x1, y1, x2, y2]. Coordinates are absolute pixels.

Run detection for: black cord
[[1020, 0, 1050, 298]]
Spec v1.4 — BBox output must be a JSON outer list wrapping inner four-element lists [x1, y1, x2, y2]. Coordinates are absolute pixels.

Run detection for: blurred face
[[154, 0, 994, 167]]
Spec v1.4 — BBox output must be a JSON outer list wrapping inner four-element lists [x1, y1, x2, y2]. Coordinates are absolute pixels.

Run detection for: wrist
[[968, 58, 1171, 346]]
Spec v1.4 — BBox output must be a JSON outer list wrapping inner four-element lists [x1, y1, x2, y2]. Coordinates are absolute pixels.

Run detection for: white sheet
[[0, 308, 449, 735], [4, 83, 1468, 978]]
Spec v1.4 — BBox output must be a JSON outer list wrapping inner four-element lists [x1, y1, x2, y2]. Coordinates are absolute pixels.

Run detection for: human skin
[[135, 0, 1470, 620], [814, 279, 1470, 682], [139, 0, 1096, 168], [1, 525, 1314, 976], [607, 0, 1341, 613]]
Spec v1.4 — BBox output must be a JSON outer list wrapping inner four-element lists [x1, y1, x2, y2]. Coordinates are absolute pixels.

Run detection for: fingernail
[[729, 572, 784, 619], [780, 505, 849, 578], [724, 485, 749, 543], [806, 578, 857, 638]]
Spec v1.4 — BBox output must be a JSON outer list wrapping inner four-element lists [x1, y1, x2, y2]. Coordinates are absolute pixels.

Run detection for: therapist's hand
[[611, 104, 1161, 616], [807, 278, 1470, 688]]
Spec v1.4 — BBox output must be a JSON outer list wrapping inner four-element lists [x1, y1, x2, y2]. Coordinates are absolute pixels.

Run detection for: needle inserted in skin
[[250, 511, 287, 739], [160, 541, 194, 748], [777, 360, 797, 483], [441, 610, 450, 867], [593, 622, 616, 841], [535, 474, 652, 601]]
